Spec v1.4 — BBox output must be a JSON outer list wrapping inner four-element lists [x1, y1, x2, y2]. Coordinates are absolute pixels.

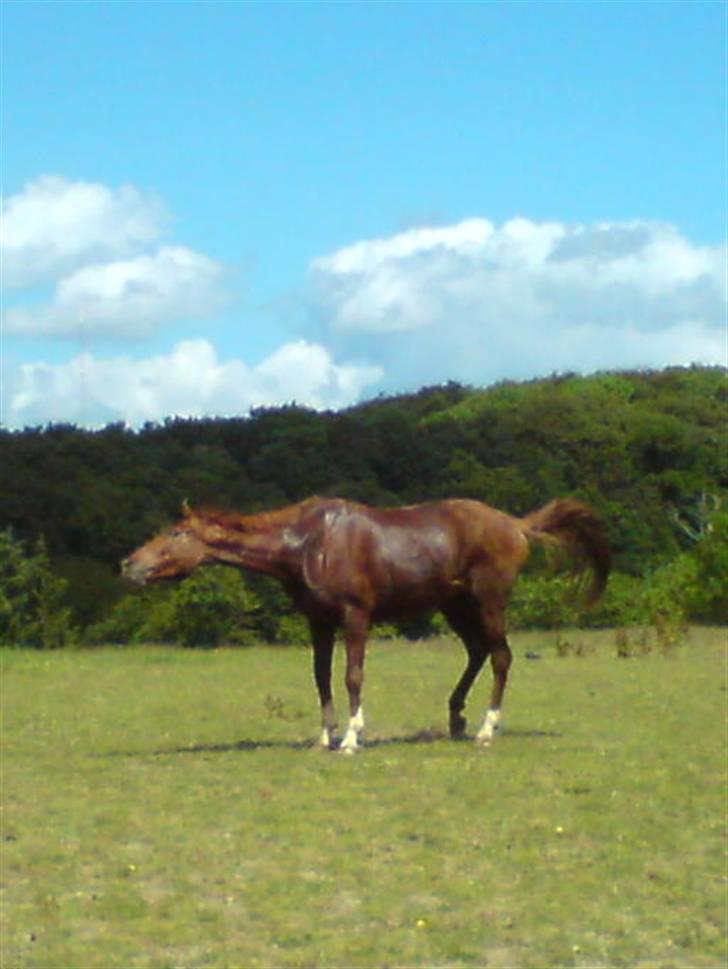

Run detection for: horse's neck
[[204, 526, 300, 579], [192, 500, 319, 579]]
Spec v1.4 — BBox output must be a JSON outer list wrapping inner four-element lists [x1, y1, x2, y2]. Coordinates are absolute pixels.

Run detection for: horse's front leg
[[475, 640, 512, 746], [310, 620, 337, 749], [339, 607, 369, 754]]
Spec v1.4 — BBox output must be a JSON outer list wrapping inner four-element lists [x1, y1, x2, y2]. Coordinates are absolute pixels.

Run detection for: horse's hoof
[[449, 713, 467, 739], [339, 745, 358, 756], [475, 727, 500, 747]]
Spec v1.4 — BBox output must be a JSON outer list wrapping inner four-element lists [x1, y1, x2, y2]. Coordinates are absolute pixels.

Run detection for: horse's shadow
[[109, 726, 561, 759], [155, 730, 448, 756]]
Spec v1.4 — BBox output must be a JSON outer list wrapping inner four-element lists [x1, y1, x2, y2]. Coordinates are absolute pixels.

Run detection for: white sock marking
[[339, 706, 365, 753], [319, 701, 337, 748], [475, 708, 502, 746]]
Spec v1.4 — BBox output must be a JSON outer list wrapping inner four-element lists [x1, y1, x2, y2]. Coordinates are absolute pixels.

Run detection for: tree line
[[1, 365, 725, 646]]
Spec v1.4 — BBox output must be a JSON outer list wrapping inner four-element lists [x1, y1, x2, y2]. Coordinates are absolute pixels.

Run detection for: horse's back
[[297, 497, 526, 616]]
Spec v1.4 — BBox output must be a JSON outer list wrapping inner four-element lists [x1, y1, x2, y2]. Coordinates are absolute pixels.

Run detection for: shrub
[[161, 568, 256, 647], [509, 574, 580, 629], [635, 514, 728, 630], [580, 572, 644, 627], [85, 586, 174, 645], [274, 613, 310, 645], [0, 530, 77, 648], [687, 510, 728, 622], [88, 568, 262, 647]]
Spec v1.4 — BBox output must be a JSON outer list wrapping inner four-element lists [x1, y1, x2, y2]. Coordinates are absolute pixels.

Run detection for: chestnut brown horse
[[122, 496, 610, 752]]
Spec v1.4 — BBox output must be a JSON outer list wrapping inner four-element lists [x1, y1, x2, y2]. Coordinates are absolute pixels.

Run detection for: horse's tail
[[519, 499, 612, 606]]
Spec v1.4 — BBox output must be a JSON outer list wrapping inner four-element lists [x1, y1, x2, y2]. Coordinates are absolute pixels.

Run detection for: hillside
[[1, 366, 725, 630]]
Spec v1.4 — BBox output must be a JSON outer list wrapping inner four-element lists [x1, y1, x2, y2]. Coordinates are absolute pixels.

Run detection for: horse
[[121, 495, 611, 753]]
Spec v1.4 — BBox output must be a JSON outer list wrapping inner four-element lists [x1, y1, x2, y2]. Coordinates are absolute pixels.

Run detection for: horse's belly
[[372, 573, 461, 620]]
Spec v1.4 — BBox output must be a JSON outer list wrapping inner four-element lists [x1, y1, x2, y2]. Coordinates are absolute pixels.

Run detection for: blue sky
[[2, 0, 725, 428]]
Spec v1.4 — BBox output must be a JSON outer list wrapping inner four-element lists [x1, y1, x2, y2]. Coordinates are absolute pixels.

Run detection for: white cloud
[[4, 340, 383, 429], [311, 219, 496, 334], [309, 217, 726, 386], [4, 200, 725, 430], [5, 246, 227, 339], [314, 218, 493, 274], [1, 175, 166, 288], [2, 174, 229, 341]]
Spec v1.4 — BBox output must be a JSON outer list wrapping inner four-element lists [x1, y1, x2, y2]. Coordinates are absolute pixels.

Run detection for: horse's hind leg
[[443, 601, 488, 739], [446, 591, 513, 746], [475, 639, 512, 747], [458, 576, 513, 746]]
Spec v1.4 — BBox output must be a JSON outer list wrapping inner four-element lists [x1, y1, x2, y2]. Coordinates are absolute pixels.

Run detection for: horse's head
[[121, 505, 208, 584]]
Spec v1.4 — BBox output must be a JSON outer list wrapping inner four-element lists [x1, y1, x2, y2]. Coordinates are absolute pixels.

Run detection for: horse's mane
[[190, 496, 326, 533]]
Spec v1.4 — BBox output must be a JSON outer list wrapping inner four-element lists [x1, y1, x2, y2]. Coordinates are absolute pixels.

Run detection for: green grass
[[1, 629, 726, 968]]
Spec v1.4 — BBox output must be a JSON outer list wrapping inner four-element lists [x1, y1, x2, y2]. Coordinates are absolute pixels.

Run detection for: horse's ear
[[181, 499, 192, 518]]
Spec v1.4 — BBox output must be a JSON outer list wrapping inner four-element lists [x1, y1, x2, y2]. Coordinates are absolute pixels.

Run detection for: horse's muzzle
[[120, 558, 148, 584]]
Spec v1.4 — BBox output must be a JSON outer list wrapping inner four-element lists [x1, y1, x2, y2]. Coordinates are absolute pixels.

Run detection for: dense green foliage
[[1, 366, 725, 644]]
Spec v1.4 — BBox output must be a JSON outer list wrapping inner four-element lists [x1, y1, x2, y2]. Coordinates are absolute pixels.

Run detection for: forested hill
[[1, 366, 725, 627]]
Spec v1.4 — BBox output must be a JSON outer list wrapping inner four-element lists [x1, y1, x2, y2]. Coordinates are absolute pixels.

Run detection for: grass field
[[1, 629, 726, 969]]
